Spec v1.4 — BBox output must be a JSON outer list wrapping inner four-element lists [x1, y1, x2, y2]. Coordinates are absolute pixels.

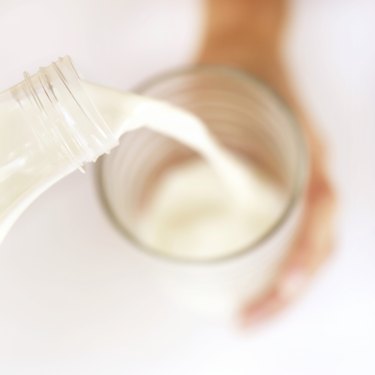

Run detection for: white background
[[0, 0, 374, 374]]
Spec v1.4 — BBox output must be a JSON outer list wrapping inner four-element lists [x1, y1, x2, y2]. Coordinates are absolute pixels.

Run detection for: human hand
[[198, 0, 336, 326]]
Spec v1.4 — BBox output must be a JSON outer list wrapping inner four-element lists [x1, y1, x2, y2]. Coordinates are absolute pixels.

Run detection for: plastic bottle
[[0, 56, 118, 243]]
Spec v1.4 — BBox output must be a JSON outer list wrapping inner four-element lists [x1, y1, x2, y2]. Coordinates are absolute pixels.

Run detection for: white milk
[[136, 160, 284, 260], [84, 83, 285, 260]]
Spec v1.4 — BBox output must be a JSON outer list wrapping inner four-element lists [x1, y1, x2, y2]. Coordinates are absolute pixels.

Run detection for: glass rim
[[95, 64, 310, 265]]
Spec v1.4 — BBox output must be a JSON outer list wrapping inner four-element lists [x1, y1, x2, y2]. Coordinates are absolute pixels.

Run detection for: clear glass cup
[[96, 66, 308, 318]]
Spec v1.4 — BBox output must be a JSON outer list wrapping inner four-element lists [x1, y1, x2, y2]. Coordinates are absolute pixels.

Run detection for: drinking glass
[[96, 66, 308, 318]]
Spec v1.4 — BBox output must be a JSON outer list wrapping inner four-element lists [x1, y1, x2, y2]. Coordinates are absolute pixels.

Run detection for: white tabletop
[[0, 0, 374, 374]]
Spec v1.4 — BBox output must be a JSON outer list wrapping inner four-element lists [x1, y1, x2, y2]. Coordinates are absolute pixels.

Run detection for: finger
[[240, 170, 335, 327], [240, 268, 309, 327]]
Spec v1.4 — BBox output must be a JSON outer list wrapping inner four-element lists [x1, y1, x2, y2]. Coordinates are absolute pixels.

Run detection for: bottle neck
[[9, 56, 118, 170]]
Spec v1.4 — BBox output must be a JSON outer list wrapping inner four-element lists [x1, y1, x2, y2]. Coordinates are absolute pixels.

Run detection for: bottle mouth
[[20, 56, 118, 170]]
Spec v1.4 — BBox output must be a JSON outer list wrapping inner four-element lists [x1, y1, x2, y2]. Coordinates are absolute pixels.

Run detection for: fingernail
[[279, 267, 308, 300], [241, 294, 279, 328]]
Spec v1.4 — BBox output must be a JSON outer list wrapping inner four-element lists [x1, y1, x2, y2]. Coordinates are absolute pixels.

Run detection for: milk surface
[[137, 160, 284, 260]]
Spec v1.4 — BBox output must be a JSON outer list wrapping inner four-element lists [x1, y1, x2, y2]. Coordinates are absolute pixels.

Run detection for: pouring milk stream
[[0, 57, 284, 259]]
